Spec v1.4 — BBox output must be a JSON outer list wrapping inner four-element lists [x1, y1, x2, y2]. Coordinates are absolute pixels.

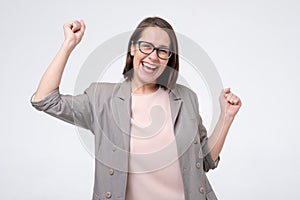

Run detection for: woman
[[31, 17, 241, 200]]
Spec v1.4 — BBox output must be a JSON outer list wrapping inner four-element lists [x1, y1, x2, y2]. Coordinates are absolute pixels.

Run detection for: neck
[[131, 79, 158, 94]]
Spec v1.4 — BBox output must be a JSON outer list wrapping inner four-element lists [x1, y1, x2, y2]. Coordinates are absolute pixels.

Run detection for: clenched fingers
[[223, 88, 241, 105], [63, 20, 85, 33]]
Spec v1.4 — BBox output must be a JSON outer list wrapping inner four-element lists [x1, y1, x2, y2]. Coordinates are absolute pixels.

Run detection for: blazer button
[[199, 186, 205, 193], [109, 168, 114, 175], [196, 162, 201, 169], [105, 191, 112, 199], [193, 138, 198, 144], [112, 145, 117, 152]]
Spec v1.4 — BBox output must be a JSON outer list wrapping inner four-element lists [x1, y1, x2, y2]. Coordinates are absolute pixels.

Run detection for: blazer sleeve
[[193, 92, 220, 172], [30, 83, 96, 130], [198, 115, 220, 172]]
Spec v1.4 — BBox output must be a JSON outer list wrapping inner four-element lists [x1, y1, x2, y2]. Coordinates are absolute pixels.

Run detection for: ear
[[130, 42, 136, 56]]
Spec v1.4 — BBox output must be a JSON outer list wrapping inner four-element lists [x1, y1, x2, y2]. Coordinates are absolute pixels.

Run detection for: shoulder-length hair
[[122, 17, 179, 89]]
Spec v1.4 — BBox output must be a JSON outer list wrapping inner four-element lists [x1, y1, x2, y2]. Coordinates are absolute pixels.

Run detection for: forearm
[[208, 114, 234, 161], [33, 41, 74, 102]]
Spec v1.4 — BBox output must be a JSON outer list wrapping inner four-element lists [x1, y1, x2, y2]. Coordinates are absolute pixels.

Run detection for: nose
[[147, 49, 159, 60]]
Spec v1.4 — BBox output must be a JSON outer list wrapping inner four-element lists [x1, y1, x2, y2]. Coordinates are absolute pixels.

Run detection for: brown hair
[[122, 17, 179, 89]]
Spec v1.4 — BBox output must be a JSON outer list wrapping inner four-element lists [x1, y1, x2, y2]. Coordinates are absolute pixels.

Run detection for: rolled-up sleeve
[[198, 118, 220, 172], [31, 83, 95, 130]]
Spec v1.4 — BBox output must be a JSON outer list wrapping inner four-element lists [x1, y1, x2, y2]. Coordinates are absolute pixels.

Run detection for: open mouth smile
[[142, 62, 158, 72]]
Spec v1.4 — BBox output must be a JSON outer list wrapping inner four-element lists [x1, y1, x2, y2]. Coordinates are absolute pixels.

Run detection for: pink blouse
[[125, 87, 185, 200]]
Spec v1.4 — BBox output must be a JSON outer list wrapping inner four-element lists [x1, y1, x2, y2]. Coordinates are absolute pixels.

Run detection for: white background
[[1, 0, 299, 199]]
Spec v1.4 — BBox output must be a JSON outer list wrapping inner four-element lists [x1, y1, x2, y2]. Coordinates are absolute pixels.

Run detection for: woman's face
[[130, 27, 171, 86]]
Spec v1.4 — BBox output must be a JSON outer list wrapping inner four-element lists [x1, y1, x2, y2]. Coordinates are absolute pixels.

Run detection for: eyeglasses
[[135, 41, 173, 60]]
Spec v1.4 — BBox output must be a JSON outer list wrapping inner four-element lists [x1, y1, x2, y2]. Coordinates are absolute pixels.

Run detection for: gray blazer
[[31, 80, 219, 200]]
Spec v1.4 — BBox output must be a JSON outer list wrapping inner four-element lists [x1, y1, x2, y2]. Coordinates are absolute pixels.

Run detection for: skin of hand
[[63, 19, 86, 49], [220, 88, 242, 119]]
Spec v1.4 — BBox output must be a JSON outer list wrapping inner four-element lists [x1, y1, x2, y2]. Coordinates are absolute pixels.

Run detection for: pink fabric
[[126, 87, 185, 200]]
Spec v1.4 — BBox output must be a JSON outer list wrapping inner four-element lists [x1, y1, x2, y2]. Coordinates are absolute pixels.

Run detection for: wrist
[[220, 111, 235, 122], [60, 40, 76, 54], [62, 39, 77, 50]]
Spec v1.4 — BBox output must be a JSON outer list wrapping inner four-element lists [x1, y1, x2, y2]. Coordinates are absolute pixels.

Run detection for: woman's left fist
[[219, 88, 242, 118]]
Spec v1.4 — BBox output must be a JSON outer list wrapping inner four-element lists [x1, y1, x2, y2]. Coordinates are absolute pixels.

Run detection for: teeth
[[143, 62, 158, 70]]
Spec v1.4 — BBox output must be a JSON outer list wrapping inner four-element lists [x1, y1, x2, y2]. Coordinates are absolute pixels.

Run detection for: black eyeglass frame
[[134, 41, 173, 60]]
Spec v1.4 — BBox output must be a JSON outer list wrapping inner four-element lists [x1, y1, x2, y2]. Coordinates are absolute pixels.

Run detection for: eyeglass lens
[[138, 41, 172, 60]]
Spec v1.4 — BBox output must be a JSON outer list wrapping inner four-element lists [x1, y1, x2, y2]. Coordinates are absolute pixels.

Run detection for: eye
[[159, 48, 170, 55], [141, 43, 153, 50]]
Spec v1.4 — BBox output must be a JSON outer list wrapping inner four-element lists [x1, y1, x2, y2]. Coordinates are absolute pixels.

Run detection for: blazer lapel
[[168, 87, 183, 129], [168, 87, 193, 174], [111, 80, 132, 151]]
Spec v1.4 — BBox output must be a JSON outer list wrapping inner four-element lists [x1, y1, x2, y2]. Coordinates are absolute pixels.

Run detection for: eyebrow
[[152, 43, 170, 49], [140, 40, 170, 49], [158, 44, 170, 49]]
